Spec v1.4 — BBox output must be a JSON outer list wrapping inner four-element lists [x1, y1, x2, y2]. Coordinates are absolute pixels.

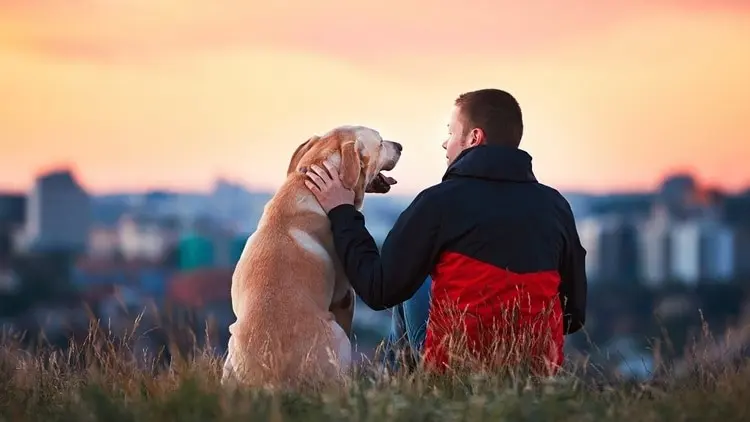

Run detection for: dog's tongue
[[377, 173, 397, 185], [366, 172, 397, 194]]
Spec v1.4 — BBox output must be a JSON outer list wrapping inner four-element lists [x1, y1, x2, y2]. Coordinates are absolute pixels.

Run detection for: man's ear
[[468, 128, 485, 147], [287, 136, 319, 175], [339, 141, 361, 189]]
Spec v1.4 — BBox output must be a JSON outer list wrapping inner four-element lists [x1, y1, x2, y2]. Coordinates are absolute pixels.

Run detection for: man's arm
[[558, 200, 587, 335], [326, 190, 441, 311]]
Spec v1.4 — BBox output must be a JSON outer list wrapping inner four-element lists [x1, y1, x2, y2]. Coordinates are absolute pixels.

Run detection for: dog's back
[[222, 125, 402, 389], [223, 177, 350, 389]]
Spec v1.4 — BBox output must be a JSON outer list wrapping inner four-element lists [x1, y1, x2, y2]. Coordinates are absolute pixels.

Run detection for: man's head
[[443, 88, 524, 166]]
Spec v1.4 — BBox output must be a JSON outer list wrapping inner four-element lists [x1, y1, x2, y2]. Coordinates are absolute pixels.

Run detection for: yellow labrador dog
[[222, 125, 401, 390]]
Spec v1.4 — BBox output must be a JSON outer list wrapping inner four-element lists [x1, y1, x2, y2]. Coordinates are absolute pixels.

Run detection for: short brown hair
[[454, 88, 524, 148]]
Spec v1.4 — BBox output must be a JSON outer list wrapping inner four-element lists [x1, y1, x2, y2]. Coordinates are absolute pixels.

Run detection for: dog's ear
[[339, 141, 361, 190], [287, 136, 319, 175]]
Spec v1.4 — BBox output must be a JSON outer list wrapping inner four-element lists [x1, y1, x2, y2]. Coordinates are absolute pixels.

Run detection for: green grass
[[1, 318, 749, 421]]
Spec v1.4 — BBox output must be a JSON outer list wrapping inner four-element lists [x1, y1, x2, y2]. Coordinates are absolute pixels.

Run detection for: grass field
[[1, 319, 749, 422]]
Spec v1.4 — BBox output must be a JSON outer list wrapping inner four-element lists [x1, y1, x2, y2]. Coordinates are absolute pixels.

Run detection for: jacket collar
[[443, 144, 537, 183]]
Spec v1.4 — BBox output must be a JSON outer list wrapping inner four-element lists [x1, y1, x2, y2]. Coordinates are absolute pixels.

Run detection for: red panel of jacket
[[423, 251, 564, 375]]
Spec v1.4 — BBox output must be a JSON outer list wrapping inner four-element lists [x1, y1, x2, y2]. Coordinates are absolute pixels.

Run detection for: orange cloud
[[0, 1, 748, 194], [3, 1, 748, 60]]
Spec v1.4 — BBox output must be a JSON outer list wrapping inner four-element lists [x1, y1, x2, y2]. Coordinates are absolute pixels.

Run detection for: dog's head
[[287, 126, 402, 208]]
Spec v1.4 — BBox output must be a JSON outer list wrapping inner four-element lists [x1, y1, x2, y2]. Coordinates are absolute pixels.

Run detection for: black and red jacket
[[327, 144, 587, 373]]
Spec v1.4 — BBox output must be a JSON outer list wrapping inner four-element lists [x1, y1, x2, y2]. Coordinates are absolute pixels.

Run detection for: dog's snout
[[391, 141, 403, 152]]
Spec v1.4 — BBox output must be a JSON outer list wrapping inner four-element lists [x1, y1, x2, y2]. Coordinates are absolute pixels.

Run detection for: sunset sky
[[1, 0, 749, 195]]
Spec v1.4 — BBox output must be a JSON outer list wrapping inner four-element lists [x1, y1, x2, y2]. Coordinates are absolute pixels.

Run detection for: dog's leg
[[329, 286, 355, 339], [221, 335, 237, 385], [327, 317, 353, 373]]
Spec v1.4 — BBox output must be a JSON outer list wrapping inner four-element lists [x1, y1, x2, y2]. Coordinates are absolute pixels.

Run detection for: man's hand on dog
[[304, 162, 356, 213]]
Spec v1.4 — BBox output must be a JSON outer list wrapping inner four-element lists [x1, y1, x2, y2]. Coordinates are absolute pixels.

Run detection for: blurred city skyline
[[2, 1, 750, 195], [4, 161, 750, 374], [3, 165, 750, 198]]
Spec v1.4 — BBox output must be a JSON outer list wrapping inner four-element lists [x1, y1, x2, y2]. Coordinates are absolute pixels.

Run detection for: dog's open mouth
[[365, 172, 397, 194]]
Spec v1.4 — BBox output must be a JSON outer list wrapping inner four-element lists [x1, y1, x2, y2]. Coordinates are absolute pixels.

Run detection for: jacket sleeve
[[558, 200, 588, 335], [326, 190, 441, 311]]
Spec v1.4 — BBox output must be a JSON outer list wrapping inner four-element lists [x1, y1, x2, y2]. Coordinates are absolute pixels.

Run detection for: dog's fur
[[221, 126, 401, 390]]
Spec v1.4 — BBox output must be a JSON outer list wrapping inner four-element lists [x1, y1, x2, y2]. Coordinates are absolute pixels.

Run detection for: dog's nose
[[392, 142, 403, 152]]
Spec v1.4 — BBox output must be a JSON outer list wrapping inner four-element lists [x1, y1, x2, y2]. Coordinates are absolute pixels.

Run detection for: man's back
[[415, 144, 587, 373], [324, 144, 586, 375]]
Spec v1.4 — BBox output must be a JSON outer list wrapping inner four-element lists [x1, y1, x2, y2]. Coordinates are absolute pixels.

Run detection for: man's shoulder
[[530, 181, 569, 203], [410, 178, 566, 204], [411, 181, 451, 201], [537, 182, 567, 199], [405, 179, 572, 209], [395, 183, 452, 215], [533, 182, 577, 220]]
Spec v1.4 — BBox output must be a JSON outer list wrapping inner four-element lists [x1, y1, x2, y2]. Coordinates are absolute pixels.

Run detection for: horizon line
[[1, 180, 749, 198]]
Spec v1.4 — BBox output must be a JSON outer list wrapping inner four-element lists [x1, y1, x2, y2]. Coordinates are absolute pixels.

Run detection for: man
[[384, 275, 431, 371], [304, 88, 587, 374]]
